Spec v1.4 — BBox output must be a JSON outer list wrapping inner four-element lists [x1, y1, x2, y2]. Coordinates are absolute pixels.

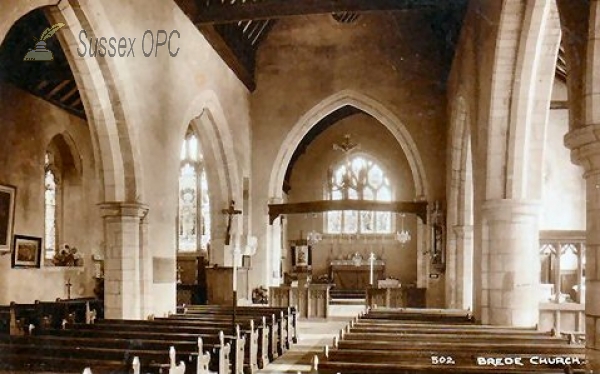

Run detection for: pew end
[[132, 356, 140, 374], [196, 337, 211, 374], [332, 335, 338, 349], [310, 354, 319, 373]]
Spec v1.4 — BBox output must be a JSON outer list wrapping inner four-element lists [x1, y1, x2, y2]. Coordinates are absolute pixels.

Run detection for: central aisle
[[256, 305, 365, 373]]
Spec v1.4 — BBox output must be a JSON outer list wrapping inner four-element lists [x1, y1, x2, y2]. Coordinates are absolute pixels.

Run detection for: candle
[[232, 244, 238, 292], [369, 252, 374, 286]]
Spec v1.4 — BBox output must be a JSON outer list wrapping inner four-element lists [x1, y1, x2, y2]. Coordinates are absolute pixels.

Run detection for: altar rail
[[270, 285, 330, 319]]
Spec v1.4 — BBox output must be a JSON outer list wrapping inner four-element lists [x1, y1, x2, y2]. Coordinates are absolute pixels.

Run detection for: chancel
[[0, 0, 598, 372]]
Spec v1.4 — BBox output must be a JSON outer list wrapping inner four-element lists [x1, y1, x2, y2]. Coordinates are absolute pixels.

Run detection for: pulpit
[[205, 266, 249, 304], [330, 258, 385, 290]]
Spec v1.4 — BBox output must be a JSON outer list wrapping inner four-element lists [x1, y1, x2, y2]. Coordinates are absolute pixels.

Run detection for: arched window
[[326, 155, 392, 234], [44, 152, 59, 259], [178, 129, 211, 252]]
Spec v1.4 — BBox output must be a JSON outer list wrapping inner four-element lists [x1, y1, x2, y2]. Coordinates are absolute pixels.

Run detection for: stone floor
[[256, 304, 366, 374]]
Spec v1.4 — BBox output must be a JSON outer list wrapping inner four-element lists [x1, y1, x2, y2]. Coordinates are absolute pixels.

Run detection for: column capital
[[99, 201, 149, 219], [481, 199, 540, 220], [564, 124, 600, 174]]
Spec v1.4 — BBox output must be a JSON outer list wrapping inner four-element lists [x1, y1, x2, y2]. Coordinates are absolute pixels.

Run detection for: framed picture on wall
[[12, 235, 42, 268], [292, 244, 311, 268], [0, 184, 16, 254]]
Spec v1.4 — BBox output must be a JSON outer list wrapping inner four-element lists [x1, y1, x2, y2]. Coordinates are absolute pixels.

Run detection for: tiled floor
[[256, 304, 366, 374]]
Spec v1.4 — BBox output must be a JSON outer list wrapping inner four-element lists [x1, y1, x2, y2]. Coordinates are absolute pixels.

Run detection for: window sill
[[41, 265, 85, 273]]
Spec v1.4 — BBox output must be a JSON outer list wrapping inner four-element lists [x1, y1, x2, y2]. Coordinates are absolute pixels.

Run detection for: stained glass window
[[178, 130, 211, 252], [326, 155, 392, 234], [44, 152, 58, 259]]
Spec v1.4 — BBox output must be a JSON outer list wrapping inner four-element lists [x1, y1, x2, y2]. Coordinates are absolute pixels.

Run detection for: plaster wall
[[285, 113, 418, 284], [0, 82, 99, 303], [251, 13, 448, 298]]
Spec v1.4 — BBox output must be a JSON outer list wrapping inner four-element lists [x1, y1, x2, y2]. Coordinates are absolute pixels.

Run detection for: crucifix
[[65, 278, 73, 300], [222, 200, 242, 333], [222, 200, 242, 246]]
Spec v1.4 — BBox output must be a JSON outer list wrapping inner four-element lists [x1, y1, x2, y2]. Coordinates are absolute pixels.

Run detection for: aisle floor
[[256, 304, 366, 374]]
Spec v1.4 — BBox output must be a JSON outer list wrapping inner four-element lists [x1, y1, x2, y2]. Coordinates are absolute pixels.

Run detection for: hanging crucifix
[[222, 200, 242, 246], [222, 200, 242, 334]]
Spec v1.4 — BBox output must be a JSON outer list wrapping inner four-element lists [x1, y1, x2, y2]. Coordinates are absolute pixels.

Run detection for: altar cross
[[222, 200, 242, 246], [65, 277, 73, 300]]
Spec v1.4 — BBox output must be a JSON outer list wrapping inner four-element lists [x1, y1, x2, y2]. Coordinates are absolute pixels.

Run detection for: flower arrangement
[[53, 244, 83, 266]]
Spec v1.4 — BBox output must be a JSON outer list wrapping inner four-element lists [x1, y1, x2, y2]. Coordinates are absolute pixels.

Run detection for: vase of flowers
[[53, 244, 83, 266]]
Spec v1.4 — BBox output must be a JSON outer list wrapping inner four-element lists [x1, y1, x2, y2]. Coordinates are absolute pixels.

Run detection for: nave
[[0, 300, 587, 374]]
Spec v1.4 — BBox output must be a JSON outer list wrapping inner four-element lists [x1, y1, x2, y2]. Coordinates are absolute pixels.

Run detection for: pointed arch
[[268, 90, 429, 201], [44, 1, 145, 202], [178, 90, 244, 263]]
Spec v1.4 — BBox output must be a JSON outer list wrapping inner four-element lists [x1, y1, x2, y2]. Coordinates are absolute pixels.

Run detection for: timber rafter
[[195, 0, 440, 24]]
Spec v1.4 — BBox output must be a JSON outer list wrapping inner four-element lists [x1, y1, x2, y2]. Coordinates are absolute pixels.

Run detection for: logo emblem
[[23, 23, 65, 61]]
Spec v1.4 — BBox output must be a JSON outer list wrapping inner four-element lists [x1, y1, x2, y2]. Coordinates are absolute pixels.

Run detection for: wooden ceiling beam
[[195, 0, 439, 24], [198, 25, 256, 91], [268, 199, 429, 225]]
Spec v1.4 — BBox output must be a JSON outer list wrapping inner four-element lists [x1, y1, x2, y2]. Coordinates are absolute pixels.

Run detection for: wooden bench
[[41, 324, 234, 374], [147, 316, 267, 372], [177, 306, 293, 353], [313, 308, 586, 374], [181, 305, 298, 345], [94, 318, 258, 374], [0, 338, 195, 374], [166, 312, 281, 362]]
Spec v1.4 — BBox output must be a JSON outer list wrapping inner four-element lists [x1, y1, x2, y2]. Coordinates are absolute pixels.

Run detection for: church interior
[[0, 0, 598, 372]]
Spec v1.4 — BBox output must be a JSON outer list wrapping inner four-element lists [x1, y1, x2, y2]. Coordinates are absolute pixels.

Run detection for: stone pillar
[[100, 202, 148, 320], [565, 125, 600, 371], [454, 225, 473, 310], [480, 200, 540, 326]]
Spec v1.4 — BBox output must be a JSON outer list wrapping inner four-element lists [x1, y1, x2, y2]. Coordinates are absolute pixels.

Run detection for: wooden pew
[[0, 339, 195, 374], [41, 323, 234, 374], [181, 305, 298, 345], [166, 312, 281, 362], [101, 317, 265, 373], [0, 304, 12, 334], [176, 308, 289, 355], [314, 308, 586, 374]]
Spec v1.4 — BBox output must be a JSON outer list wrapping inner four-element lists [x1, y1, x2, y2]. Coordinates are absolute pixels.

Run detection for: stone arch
[[46, 132, 83, 178], [484, 0, 561, 200], [44, 1, 144, 203], [179, 90, 243, 263], [0, 1, 142, 201], [0, 0, 59, 46], [505, 0, 561, 199], [268, 89, 429, 202], [446, 95, 474, 310]]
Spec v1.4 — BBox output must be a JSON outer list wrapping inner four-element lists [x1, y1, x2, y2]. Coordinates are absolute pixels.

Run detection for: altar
[[330, 258, 385, 290]]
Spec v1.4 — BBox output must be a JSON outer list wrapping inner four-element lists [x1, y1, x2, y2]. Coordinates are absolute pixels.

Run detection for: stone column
[[565, 125, 600, 371], [100, 202, 148, 320], [454, 225, 473, 310], [479, 200, 540, 326]]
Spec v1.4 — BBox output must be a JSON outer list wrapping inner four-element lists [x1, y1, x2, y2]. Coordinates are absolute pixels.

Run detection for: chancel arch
[[272, 98, 428, 303]]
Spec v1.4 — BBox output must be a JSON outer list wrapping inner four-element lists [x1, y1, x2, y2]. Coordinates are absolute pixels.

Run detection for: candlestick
[[232, 245, 238, 292]]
